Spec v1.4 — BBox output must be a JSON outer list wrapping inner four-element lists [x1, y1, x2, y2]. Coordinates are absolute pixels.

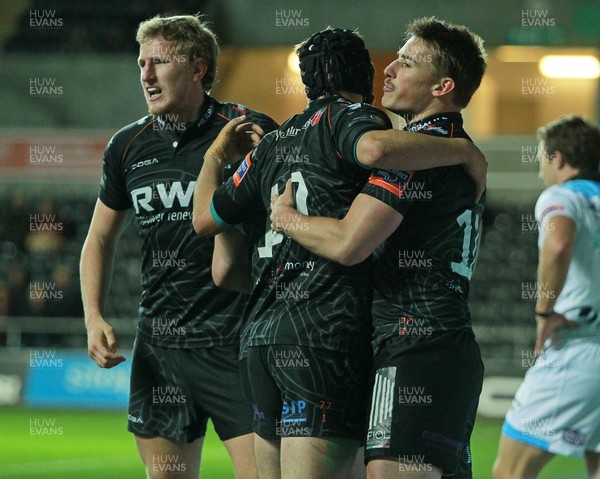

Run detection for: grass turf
[[0, 409, 587, 478]]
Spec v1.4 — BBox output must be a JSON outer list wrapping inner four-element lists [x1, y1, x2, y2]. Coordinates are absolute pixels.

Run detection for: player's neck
[[171, 93, 207, 124], [556, 166, 581, 185]]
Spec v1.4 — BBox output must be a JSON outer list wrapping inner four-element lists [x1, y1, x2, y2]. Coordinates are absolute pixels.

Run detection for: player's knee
[[145, 468, 161, 479], [145, 468, 175, 479], [140, 450, 197, 479], [398, 462, 442, 479], [145, 466, 198, 479], [368, 458, 441, 479]]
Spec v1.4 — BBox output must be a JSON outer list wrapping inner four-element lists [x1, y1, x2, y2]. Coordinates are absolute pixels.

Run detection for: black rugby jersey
[[361, 112, 485, 351], [99, 96, 277, 348], [211, 97, 393, 354]]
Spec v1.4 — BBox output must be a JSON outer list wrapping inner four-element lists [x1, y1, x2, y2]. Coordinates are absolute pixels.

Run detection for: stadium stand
[[3, 0, 222, 53]]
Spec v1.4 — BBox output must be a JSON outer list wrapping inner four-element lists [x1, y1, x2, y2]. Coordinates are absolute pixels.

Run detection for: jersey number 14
[[450, 209, 481, 280]]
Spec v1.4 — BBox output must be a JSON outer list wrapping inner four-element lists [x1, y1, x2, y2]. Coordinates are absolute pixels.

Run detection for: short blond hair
[[136, 14, 219, 92]]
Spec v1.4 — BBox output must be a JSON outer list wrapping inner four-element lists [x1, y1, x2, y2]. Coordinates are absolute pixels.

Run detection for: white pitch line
[[0, 456, 137, 477]]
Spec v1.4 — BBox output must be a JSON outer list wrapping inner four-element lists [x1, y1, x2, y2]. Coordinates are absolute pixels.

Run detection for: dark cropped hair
[[538, 115, 600, 171], [406, 16, 487, 108]]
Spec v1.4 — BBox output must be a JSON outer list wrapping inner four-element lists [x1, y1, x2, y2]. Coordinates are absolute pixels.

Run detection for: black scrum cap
[[297, 28, 374, 103]]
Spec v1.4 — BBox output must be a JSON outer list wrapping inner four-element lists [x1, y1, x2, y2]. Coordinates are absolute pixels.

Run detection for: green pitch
[[0, 408, 587, 478]]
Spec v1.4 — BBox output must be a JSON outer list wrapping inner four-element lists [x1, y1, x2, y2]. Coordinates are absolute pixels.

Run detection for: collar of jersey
[[404, 111, 463, 132], [565, 170, 600, 183], [154, 95, 216, 133]]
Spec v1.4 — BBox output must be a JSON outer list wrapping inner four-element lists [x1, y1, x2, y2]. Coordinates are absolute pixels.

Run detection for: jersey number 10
[[258, 171, 309, 258]]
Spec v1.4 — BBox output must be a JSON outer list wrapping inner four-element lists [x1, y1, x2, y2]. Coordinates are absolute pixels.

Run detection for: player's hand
[[459, 140, 487, 203], [206, 116, 265, 165], [86, 316, 126, 368], [534, 312, 577, 355], [270, 179, 296, 231]]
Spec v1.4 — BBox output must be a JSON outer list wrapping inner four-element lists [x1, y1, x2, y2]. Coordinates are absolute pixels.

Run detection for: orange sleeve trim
[[216, 112, 231, 122], [368, 177, 401, 197]]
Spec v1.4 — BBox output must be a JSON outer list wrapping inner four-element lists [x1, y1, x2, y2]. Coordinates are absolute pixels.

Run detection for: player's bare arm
[[357, 130, 487, 201], [192, 115, 264, 237], [534, 214, 577, 354], [80, 199, 132, 368], [271, 179, 402, 266], [212, 227, 253, 293]]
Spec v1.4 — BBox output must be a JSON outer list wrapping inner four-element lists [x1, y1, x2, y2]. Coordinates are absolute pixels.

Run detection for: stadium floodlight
[[539, 55, 600, 79]]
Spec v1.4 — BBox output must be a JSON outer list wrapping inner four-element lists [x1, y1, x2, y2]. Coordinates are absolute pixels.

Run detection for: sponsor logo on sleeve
[[539, 204, 564, 224], [233, 154, 252, 187]]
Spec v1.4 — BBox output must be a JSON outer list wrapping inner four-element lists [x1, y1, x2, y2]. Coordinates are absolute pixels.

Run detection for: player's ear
[[551, 150, 565, 169], [432, 77, 455, 98], [191, 58, 208, 83]]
